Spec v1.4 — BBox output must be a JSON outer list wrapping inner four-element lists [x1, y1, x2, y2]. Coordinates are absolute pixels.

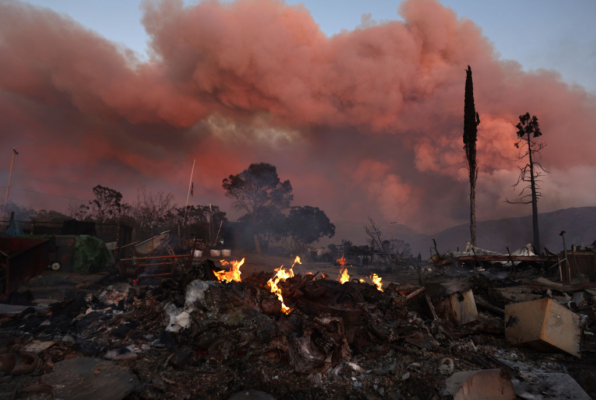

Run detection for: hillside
[[404, 207, 596, 256]]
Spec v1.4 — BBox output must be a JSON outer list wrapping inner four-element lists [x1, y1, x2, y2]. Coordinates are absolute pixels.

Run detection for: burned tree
[[88, 185, 130, 223], [238, 205, 287, 250], [365, 217, 411, 266], [169, 205, 228, 246], [131, 188, 175, 234], [284, 206, 335, 253], [223, 163, 293, 252], [506, 113, 546, 254], [463, 66, 481, 246]]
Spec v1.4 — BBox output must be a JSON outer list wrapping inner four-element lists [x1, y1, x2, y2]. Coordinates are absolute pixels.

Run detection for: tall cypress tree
[[463, 66, 480, 246]]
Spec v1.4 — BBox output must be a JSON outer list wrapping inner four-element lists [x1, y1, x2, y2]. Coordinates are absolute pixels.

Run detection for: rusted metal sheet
[[505, 298, 581, 358], [0, 238, 51, 300]]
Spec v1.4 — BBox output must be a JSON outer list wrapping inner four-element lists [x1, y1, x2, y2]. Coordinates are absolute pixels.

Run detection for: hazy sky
[[2, 0, 595, 240], [24, 0, 596, 92]]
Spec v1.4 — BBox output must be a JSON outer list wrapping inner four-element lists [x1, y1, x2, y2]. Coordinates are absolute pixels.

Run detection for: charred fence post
[[560, 231, 570, 282]]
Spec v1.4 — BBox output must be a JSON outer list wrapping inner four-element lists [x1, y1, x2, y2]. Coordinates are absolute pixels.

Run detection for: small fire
[[359, 279, 365, 283], [370, 273, 384, 292], [339, 267, 350, 284], [214, 258, 245, 283], [337, 256, 349, 284], [267, 256, 301, 314]]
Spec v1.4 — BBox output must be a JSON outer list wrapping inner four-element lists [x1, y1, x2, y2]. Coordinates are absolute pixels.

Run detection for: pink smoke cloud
[[0, 0, 594, 234]]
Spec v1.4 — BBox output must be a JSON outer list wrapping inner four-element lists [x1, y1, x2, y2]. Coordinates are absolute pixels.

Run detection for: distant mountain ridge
[[323, 207, 596, 256], [403, 207, 596, 256]]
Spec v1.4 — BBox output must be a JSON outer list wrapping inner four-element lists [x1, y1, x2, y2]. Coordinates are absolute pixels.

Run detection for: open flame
[[214, 258, 245, 283], [337, 256, 349, 284], [370, 273, 384, 292], [339, 267, 350, 284], [267, 256, 301, 314]]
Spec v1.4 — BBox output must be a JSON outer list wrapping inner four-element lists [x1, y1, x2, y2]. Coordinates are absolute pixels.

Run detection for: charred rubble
[[0, 259, 595, 400]]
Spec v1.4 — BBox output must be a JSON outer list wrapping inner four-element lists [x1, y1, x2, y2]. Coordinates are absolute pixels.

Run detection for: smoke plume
[[0, 0, 595, 236]]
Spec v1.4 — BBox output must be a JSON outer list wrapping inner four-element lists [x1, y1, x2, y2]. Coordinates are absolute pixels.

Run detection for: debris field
[[0, 257, 595, 400]]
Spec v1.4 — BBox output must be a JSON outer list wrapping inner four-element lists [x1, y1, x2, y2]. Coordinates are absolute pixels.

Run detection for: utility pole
[[183, 159, 196, 227], [390, 221, 398, 241], [1, 149, 18, 231]]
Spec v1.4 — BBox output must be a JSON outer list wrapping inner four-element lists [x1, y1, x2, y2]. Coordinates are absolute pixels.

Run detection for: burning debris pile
[[0, 258, 595, 399]]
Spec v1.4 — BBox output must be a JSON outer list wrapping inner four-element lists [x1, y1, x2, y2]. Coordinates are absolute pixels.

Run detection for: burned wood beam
[[405, 287, 425, 300], [425, 293, 438, 320]]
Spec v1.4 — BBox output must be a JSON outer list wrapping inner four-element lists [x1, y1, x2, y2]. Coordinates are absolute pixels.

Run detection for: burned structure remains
[[0, 236, 595, 400]]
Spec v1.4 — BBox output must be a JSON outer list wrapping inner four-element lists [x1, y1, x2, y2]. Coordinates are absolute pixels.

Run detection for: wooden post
[[116, 221, 121, 248], [432, 239, 440, 257], [471, 246, 478, 271], [560, 231, 570, 282], [506, 247, 515, 274], [187, 235, 197, 270]]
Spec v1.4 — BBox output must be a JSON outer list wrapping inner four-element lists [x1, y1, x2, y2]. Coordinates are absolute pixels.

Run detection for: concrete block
[[504, 298, 581, 358]]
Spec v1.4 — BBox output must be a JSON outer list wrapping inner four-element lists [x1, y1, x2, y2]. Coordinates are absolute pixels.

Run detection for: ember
[[267, 256, 301, 314], [214, 258, 245, 283]]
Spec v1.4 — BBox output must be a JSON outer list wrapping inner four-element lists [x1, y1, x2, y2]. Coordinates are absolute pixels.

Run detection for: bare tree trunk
[[254, 234, 262, 254], [470, 181, 476, 246], [527, 135, 540, 254]]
